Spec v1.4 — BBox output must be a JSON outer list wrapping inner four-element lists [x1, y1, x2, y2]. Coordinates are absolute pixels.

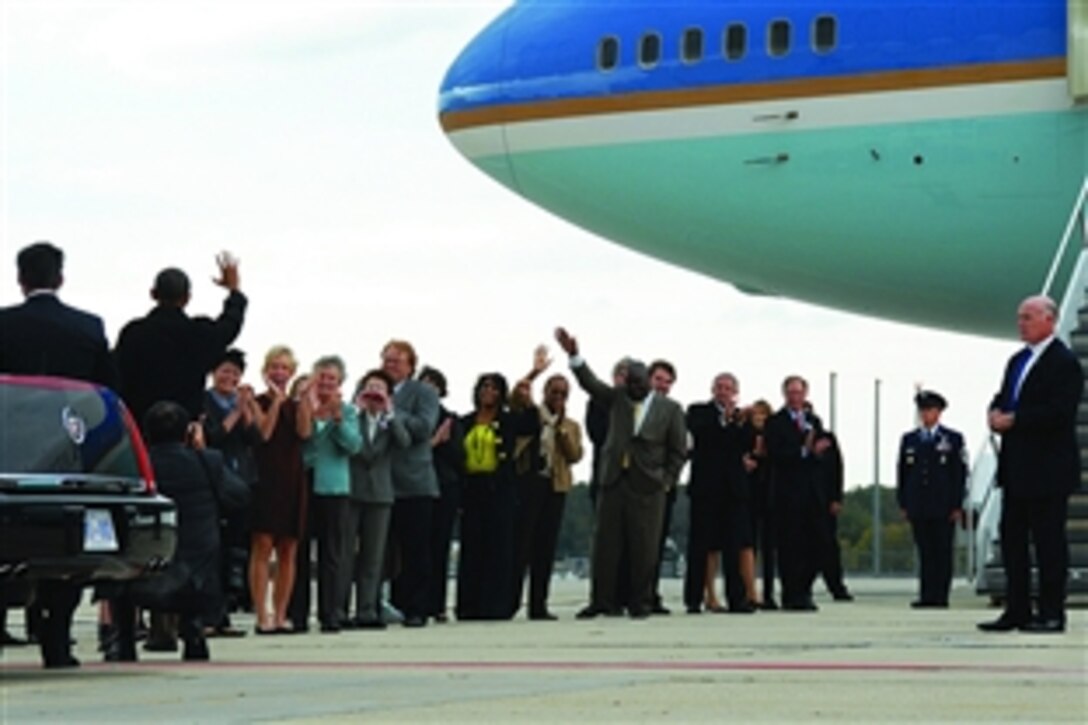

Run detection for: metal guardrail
[[1042, 175, 1088, 301]]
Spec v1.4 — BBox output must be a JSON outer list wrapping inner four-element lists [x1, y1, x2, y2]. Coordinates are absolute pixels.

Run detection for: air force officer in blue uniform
[[896, 391, 966, 609]]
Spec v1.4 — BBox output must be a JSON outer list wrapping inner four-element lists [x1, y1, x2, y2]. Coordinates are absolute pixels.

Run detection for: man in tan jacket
[[513, 374, 584, 619]]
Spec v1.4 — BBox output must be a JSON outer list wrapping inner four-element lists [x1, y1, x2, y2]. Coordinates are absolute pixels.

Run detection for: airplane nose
[[438, 10, 517, 189]]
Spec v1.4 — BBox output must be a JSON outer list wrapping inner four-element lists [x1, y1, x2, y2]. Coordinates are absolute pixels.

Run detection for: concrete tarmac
[[1, 578, 1085, 723]]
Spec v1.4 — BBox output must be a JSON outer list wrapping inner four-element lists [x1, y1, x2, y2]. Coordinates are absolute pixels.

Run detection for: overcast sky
[[2, 1, 1016, 491]]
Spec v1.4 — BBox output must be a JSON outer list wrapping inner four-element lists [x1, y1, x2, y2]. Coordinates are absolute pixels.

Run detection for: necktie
[[1008, 347, 1032, 410]]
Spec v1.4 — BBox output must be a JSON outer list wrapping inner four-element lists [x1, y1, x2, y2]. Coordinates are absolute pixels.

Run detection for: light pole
[[873, 378, 882, 575]]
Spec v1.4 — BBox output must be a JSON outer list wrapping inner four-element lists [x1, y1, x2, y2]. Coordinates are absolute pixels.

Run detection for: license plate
[[83, 509, 119, 552]]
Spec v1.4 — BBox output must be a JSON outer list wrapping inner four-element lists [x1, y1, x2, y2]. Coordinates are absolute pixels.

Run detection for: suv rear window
[[0, 379, 141, 483]]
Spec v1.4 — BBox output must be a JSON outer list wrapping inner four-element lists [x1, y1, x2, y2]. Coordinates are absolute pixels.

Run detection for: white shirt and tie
[[1012, 334, 1055, 404]]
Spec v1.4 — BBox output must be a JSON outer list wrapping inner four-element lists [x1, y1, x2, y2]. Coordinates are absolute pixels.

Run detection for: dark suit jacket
[[686, 401, 748, 501], [0, 293, 117, 388], [896, 426, 966, 519], [816, 431, 844, 506], [115, 292, 247, 423], [766, 407, 827, 509], [572, 361, 686, 495], [432, 405, 464, 489], [149, 445, 250, 599], [990, 339, 1083, 498], [202, 391, 262, 486]]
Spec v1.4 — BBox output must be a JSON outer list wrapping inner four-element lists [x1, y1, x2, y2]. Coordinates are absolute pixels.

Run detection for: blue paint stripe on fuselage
[[439, 0, 1066, 114]]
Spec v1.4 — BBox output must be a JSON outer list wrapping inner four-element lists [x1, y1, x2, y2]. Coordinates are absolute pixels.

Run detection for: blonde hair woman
[[249, 346, 313, 634]]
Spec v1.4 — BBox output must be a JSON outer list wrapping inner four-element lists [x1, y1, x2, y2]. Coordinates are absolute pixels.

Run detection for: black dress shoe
[[911, 601, 948, 609], [1020, 618, 1065, 633], [685, 605, 702, 614], [43, 654, 80, 669], [650, 604, 671, 616], [576, 606, 601, 620], [529, 611, 558, 621], [759, 599, 779, 611], [433, 613, 449, 624], [319, 622, 341, 634], [355, 618, 387, 630], [977, 616, 1026, 632], [143, 637, 178, 652], [729, 602, 757, 614], [628, 607, 651, 619], [782, 600, 819, 612], [832, 591, 854, 602], [402, 615, 427, 628], [182, 639, 210, 661]]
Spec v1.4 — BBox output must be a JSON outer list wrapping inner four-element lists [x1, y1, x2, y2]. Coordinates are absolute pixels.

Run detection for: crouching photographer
[[109, 402, 250, 661]]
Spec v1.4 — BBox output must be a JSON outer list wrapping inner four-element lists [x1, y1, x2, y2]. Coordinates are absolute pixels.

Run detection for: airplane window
[[639, 32, 662, 68], [769, 19, 791, 58], [598, 36, 619, 71], [682, 28, 704, 63], [813, 15, 837, 53], [724, 23, 747, 61]]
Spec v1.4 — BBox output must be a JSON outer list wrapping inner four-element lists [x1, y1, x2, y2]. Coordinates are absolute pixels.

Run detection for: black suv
[[0, 375, 176, 604]]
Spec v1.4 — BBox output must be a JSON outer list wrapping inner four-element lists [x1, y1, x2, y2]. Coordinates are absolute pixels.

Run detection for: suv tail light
[[120, 403, 156, 495]]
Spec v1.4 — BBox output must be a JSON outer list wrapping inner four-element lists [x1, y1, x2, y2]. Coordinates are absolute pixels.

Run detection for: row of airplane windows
[[596, 16, 838, 70]]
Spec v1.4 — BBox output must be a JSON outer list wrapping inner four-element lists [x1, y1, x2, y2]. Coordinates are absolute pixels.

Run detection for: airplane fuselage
[[439, 0, 1088, 338]]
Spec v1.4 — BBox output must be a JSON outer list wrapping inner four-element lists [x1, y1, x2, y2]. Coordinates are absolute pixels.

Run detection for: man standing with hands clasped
[[897, 391, 966, 609], [555, 327, 686, 619], [979, 295, 1083, 633]]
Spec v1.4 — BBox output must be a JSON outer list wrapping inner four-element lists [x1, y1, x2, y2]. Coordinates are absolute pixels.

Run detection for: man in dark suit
[[556, 328, 687, 619], [115, 253, 247, 425], [382, 340, 440, 628], [980, 295, 1083, 633], [685, 373, 751, 614], [814, 424, 852, 601], [0, 241, 119, 668], [897, 391, 966, 609], [766, 375, 831, 611], [114, 253, 245, 651]]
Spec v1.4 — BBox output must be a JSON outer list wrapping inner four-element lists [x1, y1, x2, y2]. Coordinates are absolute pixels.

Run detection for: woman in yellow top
[[455, 357, 545, 621]]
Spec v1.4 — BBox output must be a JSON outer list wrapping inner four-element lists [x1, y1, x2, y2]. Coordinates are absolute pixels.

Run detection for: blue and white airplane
[[439, 0, 1087, 338]]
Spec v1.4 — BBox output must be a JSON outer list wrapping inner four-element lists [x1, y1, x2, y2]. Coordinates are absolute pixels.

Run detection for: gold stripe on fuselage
[[439, 57, 1066, 132]]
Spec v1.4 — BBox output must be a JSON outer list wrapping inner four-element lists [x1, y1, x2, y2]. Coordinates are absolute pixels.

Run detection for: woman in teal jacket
[[303, 355, 362, 632]]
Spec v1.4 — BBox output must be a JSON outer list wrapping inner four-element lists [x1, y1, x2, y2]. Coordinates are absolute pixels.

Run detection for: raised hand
[[264, 374, 286, 402], [532, 344, 552, 376], [213, 251, 240, 291], [554, 327, 578, 356]]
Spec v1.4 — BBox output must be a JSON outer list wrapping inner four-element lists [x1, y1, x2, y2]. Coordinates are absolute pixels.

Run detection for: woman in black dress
[[249, 346, 313, 633]]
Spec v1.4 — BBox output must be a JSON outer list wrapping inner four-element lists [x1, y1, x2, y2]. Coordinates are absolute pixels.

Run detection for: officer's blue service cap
[[914, 391, 947, 410]]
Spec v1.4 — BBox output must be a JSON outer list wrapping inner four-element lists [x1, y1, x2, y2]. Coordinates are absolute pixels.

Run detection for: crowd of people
[[0, 242, 1080, 668]]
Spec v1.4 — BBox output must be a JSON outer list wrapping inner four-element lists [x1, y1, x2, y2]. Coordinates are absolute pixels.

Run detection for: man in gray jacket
[[382, 341, 440, 627]]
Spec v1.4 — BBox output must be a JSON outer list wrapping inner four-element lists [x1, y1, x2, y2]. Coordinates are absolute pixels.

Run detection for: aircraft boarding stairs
[[970, 177, 1088, 600]]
